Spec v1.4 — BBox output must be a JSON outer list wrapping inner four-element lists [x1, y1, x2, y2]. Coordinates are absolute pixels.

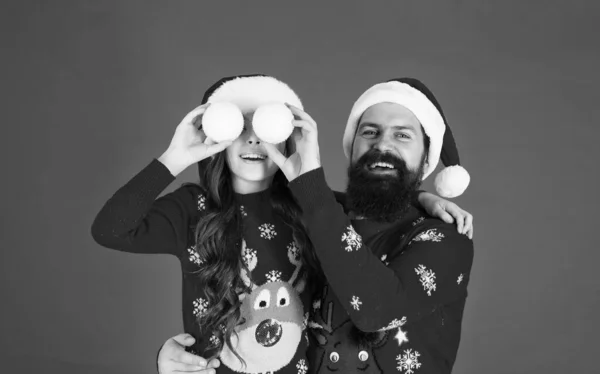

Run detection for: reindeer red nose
[[255, 319, 283, 347]]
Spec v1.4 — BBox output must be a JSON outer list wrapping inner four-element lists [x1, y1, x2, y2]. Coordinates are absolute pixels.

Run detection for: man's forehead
[[359, 103, 421, 130]]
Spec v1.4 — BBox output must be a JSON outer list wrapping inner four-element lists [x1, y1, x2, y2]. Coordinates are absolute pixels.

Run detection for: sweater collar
[[234, 187, 272, 205]]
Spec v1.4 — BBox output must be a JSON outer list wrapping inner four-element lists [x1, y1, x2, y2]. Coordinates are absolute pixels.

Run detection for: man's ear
[[422, 148, 429, 167]]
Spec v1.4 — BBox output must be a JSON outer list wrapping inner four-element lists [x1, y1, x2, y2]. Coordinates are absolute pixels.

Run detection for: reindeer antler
[[309, 285, 333, 334], [240, 239, 258, 293], [287, 241, 306, 293]]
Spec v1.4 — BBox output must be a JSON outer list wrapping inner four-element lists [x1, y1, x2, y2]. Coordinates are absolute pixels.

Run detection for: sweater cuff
[[150, 158, 178, 181], [288, 167, 336, 214]]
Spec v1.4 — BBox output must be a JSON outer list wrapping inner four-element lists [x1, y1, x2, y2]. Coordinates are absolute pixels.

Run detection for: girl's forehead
[[242, 111, 255, 123], [241, 115, 254, 129]]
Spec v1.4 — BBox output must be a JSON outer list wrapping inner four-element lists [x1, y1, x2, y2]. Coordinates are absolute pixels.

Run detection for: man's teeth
[[241, 153, 267, 160], [370, 162, 394, 169]]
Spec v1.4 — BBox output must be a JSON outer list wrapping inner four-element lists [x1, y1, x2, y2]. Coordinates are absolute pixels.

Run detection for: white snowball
[[252, 103, 294, 144], [201, 102, 244, 142]]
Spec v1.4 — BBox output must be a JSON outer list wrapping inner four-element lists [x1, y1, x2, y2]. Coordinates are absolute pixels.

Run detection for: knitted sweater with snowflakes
[[288, 168, 474, 374], [91, 159, 312, 374]]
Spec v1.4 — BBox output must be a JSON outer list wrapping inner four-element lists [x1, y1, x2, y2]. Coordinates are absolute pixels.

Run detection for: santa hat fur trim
[[204, 75, 303, 113]]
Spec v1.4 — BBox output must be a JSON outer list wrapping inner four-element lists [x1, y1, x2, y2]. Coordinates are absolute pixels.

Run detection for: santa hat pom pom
[[253, 103, 294, 144], [201, 102, 244, 142], [434, 165, 470, 198]]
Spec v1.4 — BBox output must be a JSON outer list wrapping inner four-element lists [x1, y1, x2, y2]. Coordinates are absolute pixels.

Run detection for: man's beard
[[346, 149, 426, 223]]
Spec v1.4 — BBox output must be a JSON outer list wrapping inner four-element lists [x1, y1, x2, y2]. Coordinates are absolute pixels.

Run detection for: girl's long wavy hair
[[188, 146, 322, 363]]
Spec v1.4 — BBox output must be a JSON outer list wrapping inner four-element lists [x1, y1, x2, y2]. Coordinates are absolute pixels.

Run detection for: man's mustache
[[356, 150, 407, 171]]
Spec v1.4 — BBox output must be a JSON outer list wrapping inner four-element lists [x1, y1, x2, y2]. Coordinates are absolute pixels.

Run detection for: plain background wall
[[1, 1, 599, 373]]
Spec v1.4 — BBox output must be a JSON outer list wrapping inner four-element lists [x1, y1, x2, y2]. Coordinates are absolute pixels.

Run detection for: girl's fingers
[[286, 104, 317, 128], [263, 143, 287, 168], [182, 103, 211, 126]]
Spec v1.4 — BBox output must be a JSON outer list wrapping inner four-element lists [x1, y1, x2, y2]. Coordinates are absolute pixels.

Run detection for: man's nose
[[373, 136, 394, 153]]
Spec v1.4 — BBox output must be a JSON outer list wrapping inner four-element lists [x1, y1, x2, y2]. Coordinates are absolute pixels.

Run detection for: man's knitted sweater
[[289, 168, 474, 374]]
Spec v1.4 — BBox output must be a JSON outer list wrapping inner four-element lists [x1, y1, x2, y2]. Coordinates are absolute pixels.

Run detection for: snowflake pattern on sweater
[[296, 359, 308, 374], [197, 194, 206, 211], [209, 333, 220, 347], [266, 270, 282, 282], [192, 297, 208, 317], [379, 317, 407, 331], [412, 216, 425, 226], [341, 225, 362, 252], [415, 264, 437, 296], [396, 349, 422, 373], [409, 228, 444, 244], [187, 245, 203, 266], [259, 223, 277, 240], [350, 295, 362, 310]]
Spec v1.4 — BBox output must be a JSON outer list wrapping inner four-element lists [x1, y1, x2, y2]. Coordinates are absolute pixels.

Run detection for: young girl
[[91, 75, 472, 374]]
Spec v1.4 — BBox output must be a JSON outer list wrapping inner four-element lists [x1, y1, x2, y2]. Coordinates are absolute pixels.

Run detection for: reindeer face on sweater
[[238, 281, 304, 344], [309, 286, 388, 374], [220, 239, 307, 374]]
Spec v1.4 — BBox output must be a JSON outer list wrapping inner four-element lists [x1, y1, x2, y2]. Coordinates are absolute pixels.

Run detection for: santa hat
[[198, 74, 303, 172], [342, 77, 470, 198], [201, 74, 303, 111]]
